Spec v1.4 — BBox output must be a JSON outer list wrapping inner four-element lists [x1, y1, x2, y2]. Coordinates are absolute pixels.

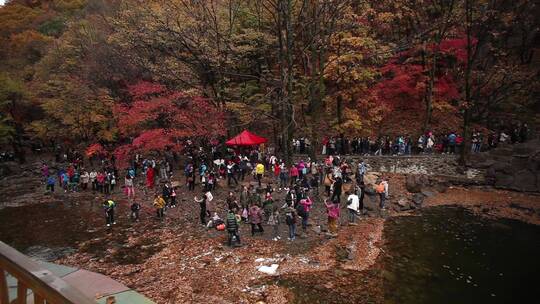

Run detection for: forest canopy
[[0, 0, 538, 164]]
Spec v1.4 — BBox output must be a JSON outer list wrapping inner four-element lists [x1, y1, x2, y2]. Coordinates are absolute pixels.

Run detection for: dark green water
[[382, 206, 540, 304]]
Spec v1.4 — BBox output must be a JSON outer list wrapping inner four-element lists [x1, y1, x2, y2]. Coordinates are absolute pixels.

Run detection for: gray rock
[[405, 175, 429, 193], [511, 156, 529, 171], [421, 189, 437, 197], [512, 170, 537, 192], [494, 172, 514, 189], [412, 193, 425, 206]]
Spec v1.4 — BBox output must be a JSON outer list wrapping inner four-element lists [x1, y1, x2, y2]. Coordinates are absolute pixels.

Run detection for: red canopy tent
[[225, 130, 268, 146]]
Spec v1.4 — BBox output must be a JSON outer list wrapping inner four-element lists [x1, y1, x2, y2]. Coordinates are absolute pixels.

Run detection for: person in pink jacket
[[297, 197, 313, 232], [325, 199, 340, 236], [249, 204, 264, 236]]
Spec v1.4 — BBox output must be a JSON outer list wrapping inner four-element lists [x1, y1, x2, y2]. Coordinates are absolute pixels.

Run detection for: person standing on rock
[[346, 191, 359, 225], [356, 181, 365, 215], [46, 174, 56, 193], [41, 163, 49, 184], [376, 178, 389, 210], [356, 160, 366, 183]]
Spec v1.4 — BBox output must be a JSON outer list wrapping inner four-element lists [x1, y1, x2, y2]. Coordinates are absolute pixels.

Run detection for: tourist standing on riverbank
[[130, 201, 141, 221], [249, 203, 264, 236], [226, 209, 241, 246], [325, 199, 340, 236], [298, 196, 313, 233], [103, 199, 116, 227], [346, 191, 360, 225], [284, 205, 297, 241], [153, 194, 165, 220]]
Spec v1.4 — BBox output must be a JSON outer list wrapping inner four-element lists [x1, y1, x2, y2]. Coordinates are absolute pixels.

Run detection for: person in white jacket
[[346, 191, 360, 225]]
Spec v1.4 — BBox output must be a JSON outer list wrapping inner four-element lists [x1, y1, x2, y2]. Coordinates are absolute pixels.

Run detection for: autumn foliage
[[112, 81, 225, 167]]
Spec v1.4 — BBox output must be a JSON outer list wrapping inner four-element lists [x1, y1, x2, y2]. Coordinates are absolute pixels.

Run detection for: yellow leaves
[[31, 77, 116, 142], [0, 4, 42, 37], [51, 0, 87, 13]]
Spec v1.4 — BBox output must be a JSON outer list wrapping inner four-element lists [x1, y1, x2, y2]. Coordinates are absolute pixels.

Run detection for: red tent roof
[[226, 130, 268, 146]]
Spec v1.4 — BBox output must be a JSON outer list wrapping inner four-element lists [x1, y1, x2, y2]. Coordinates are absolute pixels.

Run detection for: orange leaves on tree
[[85, 143, 106, 157]]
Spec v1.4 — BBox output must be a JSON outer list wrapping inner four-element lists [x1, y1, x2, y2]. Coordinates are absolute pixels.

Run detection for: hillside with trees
[[1, 0, 538, 164]]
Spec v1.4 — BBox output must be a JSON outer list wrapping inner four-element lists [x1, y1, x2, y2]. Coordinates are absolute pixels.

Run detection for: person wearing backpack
[[330, 176, 343, 204], [226, 209, 241, 246], [376, 178, 389, 209], [284, 206, 297, 241]]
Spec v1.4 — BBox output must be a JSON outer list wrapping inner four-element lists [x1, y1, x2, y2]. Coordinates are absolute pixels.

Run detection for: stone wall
[[295, 154, 465, 176]]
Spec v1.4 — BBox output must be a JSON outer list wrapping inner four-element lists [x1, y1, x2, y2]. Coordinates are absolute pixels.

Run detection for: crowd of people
[[31, 121, 530, 246], [38, 143, 394, 245], [290, 122, 530, 156]]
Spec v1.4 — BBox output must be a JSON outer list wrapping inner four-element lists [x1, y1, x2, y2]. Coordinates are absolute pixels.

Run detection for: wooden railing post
[[0, 269, 9, 304], [16, 280, 27, 304]]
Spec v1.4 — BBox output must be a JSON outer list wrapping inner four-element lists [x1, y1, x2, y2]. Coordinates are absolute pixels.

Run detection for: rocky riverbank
[[0, 158, 539, 303]]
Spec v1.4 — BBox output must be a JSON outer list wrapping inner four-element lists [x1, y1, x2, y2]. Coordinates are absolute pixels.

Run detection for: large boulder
[[511, 170, 537, 192], [363, 172, 381, 187], [405, 174, 429, 193], [0, 162, 19, 177], [494, 172, 514, 189], [511, 156, 530, 172]]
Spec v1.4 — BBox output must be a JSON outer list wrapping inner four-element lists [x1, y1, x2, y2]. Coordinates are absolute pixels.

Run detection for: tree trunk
[[460, 0, 473, 166], [424, 53, 436, 132]]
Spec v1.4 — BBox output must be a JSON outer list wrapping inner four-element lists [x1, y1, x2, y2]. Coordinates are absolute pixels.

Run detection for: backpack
[[296, 204, 307, 217], [376, 183, 385, 193]]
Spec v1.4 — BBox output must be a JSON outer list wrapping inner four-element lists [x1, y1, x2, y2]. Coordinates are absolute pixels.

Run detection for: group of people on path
[[38, 142, 394, 244]]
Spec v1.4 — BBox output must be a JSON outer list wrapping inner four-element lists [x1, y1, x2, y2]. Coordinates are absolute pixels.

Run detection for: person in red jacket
[[289, 165, 299, 186], [146, 166, 155, 189]]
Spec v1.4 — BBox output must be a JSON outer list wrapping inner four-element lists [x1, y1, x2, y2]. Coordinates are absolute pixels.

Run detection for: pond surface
[[268, 206, 539, 303], [382, 206, 540, 304]]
